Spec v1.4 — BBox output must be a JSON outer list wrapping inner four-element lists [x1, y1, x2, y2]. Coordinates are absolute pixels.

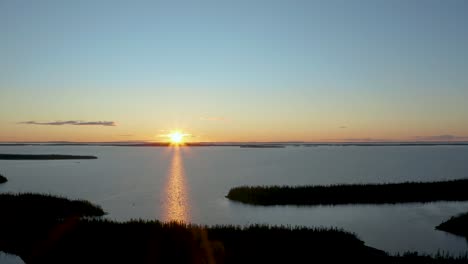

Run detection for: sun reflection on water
[[162, 146, 190, 222]]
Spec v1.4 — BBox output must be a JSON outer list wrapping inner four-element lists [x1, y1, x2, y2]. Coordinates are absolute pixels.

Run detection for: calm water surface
[[1, 145, 467, 255]]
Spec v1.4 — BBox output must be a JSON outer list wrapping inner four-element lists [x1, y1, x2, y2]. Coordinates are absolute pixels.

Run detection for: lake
[[1, 145, 467, 255]]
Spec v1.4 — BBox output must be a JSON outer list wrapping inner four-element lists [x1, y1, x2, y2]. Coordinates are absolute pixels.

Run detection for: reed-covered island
[[226, 179, 468, 206], [0, 193, 105, 218], [0, 154, 97, 160], [436, 212, 468, 238], [0, 174, 7, 184]]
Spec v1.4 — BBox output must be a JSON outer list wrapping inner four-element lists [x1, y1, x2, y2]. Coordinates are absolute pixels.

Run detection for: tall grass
[[226, 179, 468, 205]]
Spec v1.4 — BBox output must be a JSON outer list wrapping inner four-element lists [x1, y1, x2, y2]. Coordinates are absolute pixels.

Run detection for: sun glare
[[169, 131, 184, 144]]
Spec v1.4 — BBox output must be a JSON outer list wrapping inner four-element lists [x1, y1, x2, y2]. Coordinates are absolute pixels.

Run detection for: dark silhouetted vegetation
[[436, 212, 468, 238], [2, 218, 467, 264], [0, 193, 105, 219], [393, 252, 468, 264], [226, 179, 468, 205], [0, 218, 391, 264], [0, 154, 97, 160], [0, 193, 467, 263], [0, 173, 6, 184]]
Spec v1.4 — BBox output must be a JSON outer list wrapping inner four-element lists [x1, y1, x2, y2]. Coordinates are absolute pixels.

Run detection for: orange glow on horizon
[[169, 131, 184, 144], [166, 130, 192, 145]]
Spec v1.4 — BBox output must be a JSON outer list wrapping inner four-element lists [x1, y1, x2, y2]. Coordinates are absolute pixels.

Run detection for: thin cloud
[[414, 135, 468, 141], [74, 121, 116, 126], [339, 126, 347, 129], [19, 120, 116, 127]]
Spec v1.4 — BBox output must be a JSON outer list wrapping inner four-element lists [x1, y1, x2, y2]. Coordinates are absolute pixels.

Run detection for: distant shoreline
[[0, 154, 97, 160], [239, 145, 286, 148], [1, 142, 468, 147], [226, 179, 468, 206]]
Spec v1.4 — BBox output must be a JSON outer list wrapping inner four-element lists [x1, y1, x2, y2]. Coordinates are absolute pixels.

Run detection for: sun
[[169, 131, 184, 144]]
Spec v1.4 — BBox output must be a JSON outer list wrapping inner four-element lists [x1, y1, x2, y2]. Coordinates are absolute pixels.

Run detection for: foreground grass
[[0, 174, 6, 184], [436, 212, 468, 238], [226, 179, 468, 205], [0, 154, 97, 160], [0, 193, 105, 218]]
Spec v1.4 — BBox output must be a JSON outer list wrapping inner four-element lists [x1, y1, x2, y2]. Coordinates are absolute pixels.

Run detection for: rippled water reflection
[[162, 147, 190, 222]]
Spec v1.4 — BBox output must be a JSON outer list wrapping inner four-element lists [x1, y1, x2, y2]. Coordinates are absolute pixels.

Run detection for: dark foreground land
[[0, 193, 385, 264], [0, 193, 467, 264], [0, 218, 388, 264], [0, 154, 97, 160], [437, 212, 468, 238], [0, 174, 6, 183], [0, 193, 105, 218], [226, 179, 468, 206]]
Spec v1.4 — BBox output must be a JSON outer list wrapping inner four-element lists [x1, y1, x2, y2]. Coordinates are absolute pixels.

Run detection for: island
[[0, 154, 97, 160], [226, 179, 468, 206], [0, 174, 7, 184], [436, 212, 468, 238], [0, 193, 105, 218]]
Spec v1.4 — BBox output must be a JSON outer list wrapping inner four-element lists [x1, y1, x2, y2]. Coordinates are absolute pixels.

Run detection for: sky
[[1, 0, 468, 142]]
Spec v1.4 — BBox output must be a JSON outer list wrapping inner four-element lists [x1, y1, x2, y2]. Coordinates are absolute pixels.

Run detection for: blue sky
[[1, 0, 467, 142]]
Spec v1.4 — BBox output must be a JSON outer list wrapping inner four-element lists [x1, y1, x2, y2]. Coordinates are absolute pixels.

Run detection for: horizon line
[[1, 140, 468, 145]]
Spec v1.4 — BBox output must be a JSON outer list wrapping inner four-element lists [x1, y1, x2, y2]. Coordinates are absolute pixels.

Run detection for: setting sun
[[169, 131, 184, 144]]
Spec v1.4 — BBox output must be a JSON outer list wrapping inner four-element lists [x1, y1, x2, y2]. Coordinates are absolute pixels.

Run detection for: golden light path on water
[[162, 146, 190, 222]]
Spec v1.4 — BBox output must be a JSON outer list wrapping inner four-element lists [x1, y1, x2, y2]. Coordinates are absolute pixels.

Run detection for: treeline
[[226, 179, 468, 205], [0, 218, 387, 264], [0, 193, 105, 219], [2, 218, 467, 264]]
